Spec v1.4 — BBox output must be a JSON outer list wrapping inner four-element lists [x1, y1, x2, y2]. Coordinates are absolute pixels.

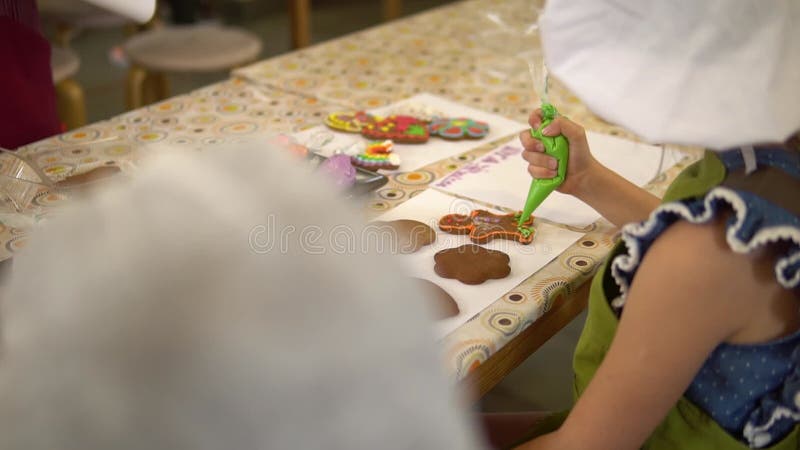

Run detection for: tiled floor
[[52, 0, 584, 414]]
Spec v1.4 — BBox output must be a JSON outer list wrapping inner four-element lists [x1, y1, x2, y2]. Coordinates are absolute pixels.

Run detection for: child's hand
[[519, 109, 598, 198]]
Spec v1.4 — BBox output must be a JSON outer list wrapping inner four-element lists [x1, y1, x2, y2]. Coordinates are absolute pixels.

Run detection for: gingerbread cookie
[[350, 140, 401, 171], [361, 115, 429, 144], [434, 244, 511, 285], [56, 165, 121, 189], [428, 117, 490, 140], [324, 111, 378, 133], [412, 278, 459, 319], [371, 219, 436, 254], [439, 210, 534, 245]]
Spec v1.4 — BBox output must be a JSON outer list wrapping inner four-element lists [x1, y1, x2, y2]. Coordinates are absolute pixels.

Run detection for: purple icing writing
[[434, 144, 523, 188]]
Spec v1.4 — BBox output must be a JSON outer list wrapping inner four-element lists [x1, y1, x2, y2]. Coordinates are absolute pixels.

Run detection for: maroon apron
[[0, 3, 61, 149]]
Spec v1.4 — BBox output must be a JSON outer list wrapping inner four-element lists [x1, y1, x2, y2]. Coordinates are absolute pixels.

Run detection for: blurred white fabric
[[540, 0, 800, 150], [0, 143, 484, 450], [83, 0, 154, 23]]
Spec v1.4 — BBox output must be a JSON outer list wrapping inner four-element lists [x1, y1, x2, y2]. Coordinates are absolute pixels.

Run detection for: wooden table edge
[[463, 279, 591, 399]]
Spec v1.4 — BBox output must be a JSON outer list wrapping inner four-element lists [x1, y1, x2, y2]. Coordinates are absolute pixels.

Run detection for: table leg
[[463, 280, 591, 399]]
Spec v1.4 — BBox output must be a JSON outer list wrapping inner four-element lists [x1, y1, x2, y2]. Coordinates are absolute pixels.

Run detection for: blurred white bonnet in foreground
[[540, 0, 800, 149], [0, 142, 484, 450]]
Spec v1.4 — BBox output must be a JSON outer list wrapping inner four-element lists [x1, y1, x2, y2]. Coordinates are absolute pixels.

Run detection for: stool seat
[[51, 46, 80, 84], [123, 25, 262, 73]]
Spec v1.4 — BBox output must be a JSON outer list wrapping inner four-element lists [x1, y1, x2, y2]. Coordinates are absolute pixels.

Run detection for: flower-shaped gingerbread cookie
[[434, 244, 511, 285], [361, 115, 430, 144], [350, 140, 401, 171], [324, 111, 378, 133], [428, 117, 489, 140], [439, 210, 534, 244], [371, 219, 436, 254]]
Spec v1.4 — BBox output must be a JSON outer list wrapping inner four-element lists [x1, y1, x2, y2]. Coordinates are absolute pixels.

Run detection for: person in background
[[0, 143, 485, 450], [0, 0, 61, 149], [485, 0, 800, 449]]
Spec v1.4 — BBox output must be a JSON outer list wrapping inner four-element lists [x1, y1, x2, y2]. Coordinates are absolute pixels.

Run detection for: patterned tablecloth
[[4, 0, 700, 381]]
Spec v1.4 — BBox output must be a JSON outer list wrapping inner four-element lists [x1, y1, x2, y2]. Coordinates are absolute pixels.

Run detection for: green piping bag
[[517, 102, 569, 228]]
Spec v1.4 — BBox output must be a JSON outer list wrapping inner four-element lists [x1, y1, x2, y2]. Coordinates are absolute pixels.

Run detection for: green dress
[[517, 152, 800, 449]]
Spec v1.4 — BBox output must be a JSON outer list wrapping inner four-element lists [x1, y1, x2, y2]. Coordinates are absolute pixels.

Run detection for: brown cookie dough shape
[[438, 210, 534, 244], [412, 278, 459, 319], [371, 219, 436, 254], [434, 244, 511, 285], [55, 166, 122, 189]]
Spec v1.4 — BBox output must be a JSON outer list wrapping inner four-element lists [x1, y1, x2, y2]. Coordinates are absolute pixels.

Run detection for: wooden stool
[[123, 25, 262, 109], [51, 46, 87, 130]]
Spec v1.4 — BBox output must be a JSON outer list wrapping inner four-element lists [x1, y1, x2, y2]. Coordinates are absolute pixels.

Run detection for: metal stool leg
[[55, 78, 87, 130]]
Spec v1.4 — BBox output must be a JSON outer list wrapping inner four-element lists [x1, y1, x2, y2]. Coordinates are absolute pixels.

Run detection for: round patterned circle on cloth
[[530, 277, 570, 312], [5, 236, 28, 254], [60, 147, 90, 158], [149, 101, 185, 114], [135, 132, 167, 143], [504, 292, 527, 304], [219, 122, 258, 135], [190, 114, 219, 125], [451, 339, 494, 379], [393, 170, 435, 186], [217, 103, 246, 114], [562, 254, 597, 275], [58, 129, 102, 144], [104, 145, 132, 157], [33, 191, 69, 208], [43, 163, 75, 177], [377, 188, 406, 201], [482, 310, 523, 337], [369, 201, 391, 212]]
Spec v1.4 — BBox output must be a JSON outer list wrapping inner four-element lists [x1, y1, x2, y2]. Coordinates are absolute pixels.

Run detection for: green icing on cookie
[[407, 124, 427, 136], [517, 225, 533, 238]]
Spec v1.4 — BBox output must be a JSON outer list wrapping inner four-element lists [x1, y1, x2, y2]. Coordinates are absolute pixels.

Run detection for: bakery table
[[5, 0, 701, 398], [233, 0, 701, 393]]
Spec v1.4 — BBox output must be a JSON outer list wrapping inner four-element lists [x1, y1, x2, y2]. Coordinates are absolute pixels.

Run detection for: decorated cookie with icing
[[428, 117, 490, 140], [371, 219, 436, 254], [411, 278, 459, 318], [350, 140, 401, 171], [438, 210, 534, 244], [324, 111, 379, 133], [434, 244, 511, 285], [361, 115, 430, 144]]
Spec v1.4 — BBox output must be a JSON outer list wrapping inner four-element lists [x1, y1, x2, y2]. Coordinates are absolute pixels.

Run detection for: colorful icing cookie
[[434, 244, 511, 285], [318, 154, 356, 188], [428, 117, 490, 140], [411, 278, 459, 319], [371, 219, 436, 254], [350, 140, 401, 171], [361, 115, 430, 144], [438, 210, 534, 244], [324, 111, 378, 133], [387, 104, 443, 122]]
